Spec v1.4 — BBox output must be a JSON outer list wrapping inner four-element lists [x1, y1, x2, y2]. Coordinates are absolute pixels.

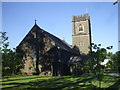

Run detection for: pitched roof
[[69, 56, 82, 64], [37, 24, 77, 54], [18, 24, 77, 54]]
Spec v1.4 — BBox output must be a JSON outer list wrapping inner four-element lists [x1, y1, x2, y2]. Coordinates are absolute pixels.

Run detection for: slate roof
[[18, 24, 77, 54], [36, 24, 77, 54], [69, 56, 82, 64]]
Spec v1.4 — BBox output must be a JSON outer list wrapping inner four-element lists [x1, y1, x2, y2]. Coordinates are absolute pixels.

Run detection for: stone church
[[72, 13, 92, 54], [17, 13, 91, 76]]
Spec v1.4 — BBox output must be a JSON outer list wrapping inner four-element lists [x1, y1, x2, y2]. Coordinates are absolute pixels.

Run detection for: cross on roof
[[35, 20, 37, 25]]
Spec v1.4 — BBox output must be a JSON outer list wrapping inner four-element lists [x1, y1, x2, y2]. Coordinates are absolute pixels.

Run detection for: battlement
[[72, 13, 90, 22]]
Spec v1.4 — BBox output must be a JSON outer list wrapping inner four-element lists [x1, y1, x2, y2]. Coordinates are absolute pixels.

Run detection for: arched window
[[33, 32, 36, 38], [79, 24, 84, 31]]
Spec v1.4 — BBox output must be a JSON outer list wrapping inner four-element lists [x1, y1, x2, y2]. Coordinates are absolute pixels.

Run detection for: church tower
[[72, 13, 91, 54]]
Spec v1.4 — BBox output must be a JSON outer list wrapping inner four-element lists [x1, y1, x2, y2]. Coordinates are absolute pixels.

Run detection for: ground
[[1, 74, 120, 89]]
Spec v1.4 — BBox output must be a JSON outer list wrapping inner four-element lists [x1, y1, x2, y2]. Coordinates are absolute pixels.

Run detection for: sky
[[118, 2, 120, 51], [2, 2, 118, 53], [1, 0, 117, 2]]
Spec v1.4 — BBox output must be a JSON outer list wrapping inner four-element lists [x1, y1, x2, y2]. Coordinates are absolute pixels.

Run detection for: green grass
[[1, 74, 120, 89]]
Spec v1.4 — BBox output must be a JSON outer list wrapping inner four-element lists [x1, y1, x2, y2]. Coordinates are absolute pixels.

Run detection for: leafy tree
[[107, 51, 120, 74], [85, 43, 113, 88], [113, 0, 120, 5], [0, 32, 9, 51], [0, 32, 22, 77]]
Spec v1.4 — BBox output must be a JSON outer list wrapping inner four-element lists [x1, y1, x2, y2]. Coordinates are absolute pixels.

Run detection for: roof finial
[[35, 19, 37, 25]]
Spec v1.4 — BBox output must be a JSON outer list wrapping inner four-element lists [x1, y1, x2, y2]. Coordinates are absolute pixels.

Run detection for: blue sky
[[118, 3, 120, 51], [2, 2, 118, 53]]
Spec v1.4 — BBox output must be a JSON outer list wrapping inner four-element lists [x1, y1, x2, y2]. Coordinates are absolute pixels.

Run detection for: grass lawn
[[1, 74, 120, 89]]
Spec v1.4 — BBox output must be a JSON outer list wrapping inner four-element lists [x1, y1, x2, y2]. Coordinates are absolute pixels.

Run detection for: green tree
[[108, 51, 120, 74], [113, 0, 120, 5], [0, 32, 22, 77], [85, 43, 113, 88]]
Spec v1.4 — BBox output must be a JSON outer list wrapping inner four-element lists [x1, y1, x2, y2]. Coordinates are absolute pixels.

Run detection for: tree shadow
[[3, 75, 111, 89], [107, 78, 120, 89], [2, 77, 69, 89], [2, 76, 43, 82], [25, 76, 97, 89]]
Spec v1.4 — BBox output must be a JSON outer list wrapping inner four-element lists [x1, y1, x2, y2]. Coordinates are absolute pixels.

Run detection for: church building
[[72, 13, 92, 54], [17, 13, 91, 76]]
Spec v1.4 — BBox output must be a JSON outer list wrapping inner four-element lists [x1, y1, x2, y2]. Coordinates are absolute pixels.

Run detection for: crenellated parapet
[[72, 13, 90, 22]]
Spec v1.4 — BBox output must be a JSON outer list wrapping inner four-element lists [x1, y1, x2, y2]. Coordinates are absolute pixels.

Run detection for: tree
[[85, 43, 113, 88], [0, 32, 22, 77], [108, 51, 120, 74], [113, 0, 120, 5], [0, 32, 8, 51]]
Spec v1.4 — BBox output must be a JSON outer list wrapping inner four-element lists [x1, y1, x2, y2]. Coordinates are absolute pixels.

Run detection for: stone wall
[[72, 13, 91, 54]]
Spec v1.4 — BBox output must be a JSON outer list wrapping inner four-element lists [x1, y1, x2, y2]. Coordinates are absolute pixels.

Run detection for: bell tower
[[72, 13, 91, 54]]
